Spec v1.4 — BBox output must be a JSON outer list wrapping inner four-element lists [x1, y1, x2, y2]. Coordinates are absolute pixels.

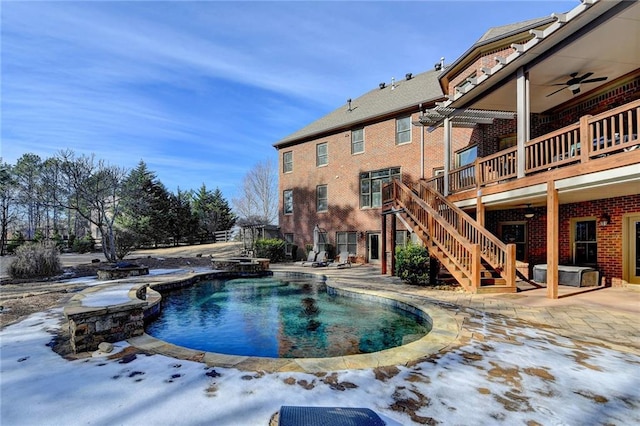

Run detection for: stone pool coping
[[129, 271, 461, 373], [64, 269, 461, 372]]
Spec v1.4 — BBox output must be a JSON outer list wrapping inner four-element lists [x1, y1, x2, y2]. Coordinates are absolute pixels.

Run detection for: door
[[368, 233, 381, 264], [625, 214, 640, 284]]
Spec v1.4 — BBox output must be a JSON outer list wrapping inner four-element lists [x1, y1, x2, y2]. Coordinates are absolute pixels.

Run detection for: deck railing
[[389, 179, 481, 292], [437, 99, 639, 194]]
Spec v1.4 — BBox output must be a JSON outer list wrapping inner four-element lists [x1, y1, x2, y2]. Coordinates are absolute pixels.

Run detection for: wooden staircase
[[383, 179, 517, 294]]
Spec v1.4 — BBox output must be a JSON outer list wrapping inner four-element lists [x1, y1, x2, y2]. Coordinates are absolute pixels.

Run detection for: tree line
[[1, 150, 278, 262]]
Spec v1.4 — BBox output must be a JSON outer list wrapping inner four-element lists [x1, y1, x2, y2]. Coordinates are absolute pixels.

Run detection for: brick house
[[275, 0, 640, 298]]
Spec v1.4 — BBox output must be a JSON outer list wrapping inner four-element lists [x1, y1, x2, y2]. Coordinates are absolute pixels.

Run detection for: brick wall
[[486, 195, 640, 286], [278, 111, 474, 259]]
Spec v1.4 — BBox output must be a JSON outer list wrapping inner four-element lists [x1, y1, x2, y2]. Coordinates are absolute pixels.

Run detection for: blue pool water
[[145, 275, 431, 358]]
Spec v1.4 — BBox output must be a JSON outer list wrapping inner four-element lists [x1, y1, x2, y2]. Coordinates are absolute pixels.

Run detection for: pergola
[[412, 105, 516, 193]]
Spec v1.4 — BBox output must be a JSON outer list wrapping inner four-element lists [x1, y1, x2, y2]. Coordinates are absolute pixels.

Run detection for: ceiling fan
[[546, 72, 608, 97]]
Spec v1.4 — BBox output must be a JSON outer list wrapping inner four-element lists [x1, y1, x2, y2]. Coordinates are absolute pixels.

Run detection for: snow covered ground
[[1, 305, 639, 425]]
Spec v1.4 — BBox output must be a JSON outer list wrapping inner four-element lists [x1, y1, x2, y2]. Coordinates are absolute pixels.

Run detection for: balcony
[[426, 99, 640, 198]]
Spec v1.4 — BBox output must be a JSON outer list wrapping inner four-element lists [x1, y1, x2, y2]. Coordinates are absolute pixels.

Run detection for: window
[[499, 222, 527, 261], [351, 128, 364, 154], [395, 231, 409, 248], [336, 232, 357, 255], [433, 167, 444, 176], [284, 233, 294, 256], [316, 185, 328, 212], [316, 142, 328, 166], [283, 151, 293, 173], [360, 167, 401, 208], [456, 145, 477, 168], [573, 219, 597, 265], [317, 231, 328, 252], [283, 189, 293, 214], [396, 116, 411, 144]]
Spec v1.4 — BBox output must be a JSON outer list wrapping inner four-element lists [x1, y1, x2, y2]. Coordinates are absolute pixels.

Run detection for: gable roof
[[274, 70, 444, 148], [476, 17, 553, 44]]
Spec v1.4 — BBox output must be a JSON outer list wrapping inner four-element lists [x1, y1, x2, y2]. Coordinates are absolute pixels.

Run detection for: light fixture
[[568, 83, 581, 92], [359, 231, 366, 239], [598, 212, 610, 227], [524, 204, 535, 219]]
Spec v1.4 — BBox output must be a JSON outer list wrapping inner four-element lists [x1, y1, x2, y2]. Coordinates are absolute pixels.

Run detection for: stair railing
[[415, 180, 516, 286], [392, 179, 480, 292]]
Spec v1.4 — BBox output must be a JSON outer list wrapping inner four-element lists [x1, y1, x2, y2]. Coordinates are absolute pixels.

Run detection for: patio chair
[[299, 250, 318, 266], [278, 405, 385, 426], [310, 250, 328, 267], [328, 251, 351, 268]]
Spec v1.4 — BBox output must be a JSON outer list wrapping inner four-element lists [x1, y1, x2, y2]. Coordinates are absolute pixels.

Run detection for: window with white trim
[[283, 151, 293, 173], [351, 128, 364, 154], [572, 218, 597, 265], [396, 116, 411, 144], [336, 231, 357, 255], [316, 142, 328, 167], [316, 184, 328, 212], [455, 145, 477, 168], [284, 233, 294, 256], [360, 167, 401, 208]]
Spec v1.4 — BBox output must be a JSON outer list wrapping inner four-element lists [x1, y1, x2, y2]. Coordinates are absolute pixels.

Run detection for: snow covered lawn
[[1, 306, 638, 425]]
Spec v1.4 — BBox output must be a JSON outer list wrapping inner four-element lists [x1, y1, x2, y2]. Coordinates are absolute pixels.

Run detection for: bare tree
[[233, 158, 278, 225], [0, 163, 18, 255], [54, 150, 128, 262]]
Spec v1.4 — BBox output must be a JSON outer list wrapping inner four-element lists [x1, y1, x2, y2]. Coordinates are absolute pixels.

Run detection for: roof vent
[[379, 82, 386, 89], [347, 98, 352, 112], [435, 57, 445, 71], [405, 73, 413, 80]]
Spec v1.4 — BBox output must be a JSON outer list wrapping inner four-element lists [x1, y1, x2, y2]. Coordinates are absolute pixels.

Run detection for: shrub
[[8, 241, 62, 279], [72, 235, 95, 253], [255, 238, 286, 263], [395, 243, 431, 286], [115, 228, 138, 260]]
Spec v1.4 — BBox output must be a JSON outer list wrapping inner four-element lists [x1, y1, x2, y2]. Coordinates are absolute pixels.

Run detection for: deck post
[[476, 198, 485, 226], [471, 244, 481, 290], [506, 243, 516, 287], [579, 114, 591, 163], [546, 180, 559, 299], [390, 212, 397, 276], [381, 212, 387, 275]]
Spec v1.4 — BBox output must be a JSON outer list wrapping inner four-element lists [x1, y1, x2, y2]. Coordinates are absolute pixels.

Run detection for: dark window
[[283, 189, 293, 214]]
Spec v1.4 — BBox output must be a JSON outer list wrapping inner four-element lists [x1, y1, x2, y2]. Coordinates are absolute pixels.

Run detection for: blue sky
[[2, 1, 577, 200]]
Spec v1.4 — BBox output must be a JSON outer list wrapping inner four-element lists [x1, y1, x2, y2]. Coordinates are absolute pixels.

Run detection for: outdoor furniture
[[309, 250, 328, 267], [328, 251, 351, 268], [299, 250, 318, 267], [532, 264, 600, 287], [278, 406, 385, 426]]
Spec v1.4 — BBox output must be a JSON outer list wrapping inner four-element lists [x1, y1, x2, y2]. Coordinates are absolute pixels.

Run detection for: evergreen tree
[[168, 188, 197, 245], [191, 184, 236, 242]]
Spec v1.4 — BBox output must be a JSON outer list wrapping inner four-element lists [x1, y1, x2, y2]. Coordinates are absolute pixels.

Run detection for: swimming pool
[[145, 275, 432, 358]]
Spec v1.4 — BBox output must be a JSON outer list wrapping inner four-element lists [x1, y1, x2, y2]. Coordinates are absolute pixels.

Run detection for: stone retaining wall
[[65, 300, 146, 353]]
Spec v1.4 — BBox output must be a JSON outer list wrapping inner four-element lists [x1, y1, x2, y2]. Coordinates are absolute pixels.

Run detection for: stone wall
[[65, 300, 146, 353]]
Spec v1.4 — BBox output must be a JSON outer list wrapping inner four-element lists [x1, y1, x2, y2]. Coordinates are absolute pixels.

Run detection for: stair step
[[476, 285, 518, 294], [480, 277, 507, 286]]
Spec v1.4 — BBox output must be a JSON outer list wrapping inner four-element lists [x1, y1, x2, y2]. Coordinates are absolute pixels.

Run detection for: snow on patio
[[1, 306, 638, 425]]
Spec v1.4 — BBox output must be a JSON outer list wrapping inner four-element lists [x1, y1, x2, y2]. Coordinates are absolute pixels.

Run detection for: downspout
[[420, 104, 425, 180]]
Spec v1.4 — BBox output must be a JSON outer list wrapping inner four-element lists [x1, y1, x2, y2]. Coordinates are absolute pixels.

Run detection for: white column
[[516, 67, 530, 178], [443, 116, 451, 196]]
